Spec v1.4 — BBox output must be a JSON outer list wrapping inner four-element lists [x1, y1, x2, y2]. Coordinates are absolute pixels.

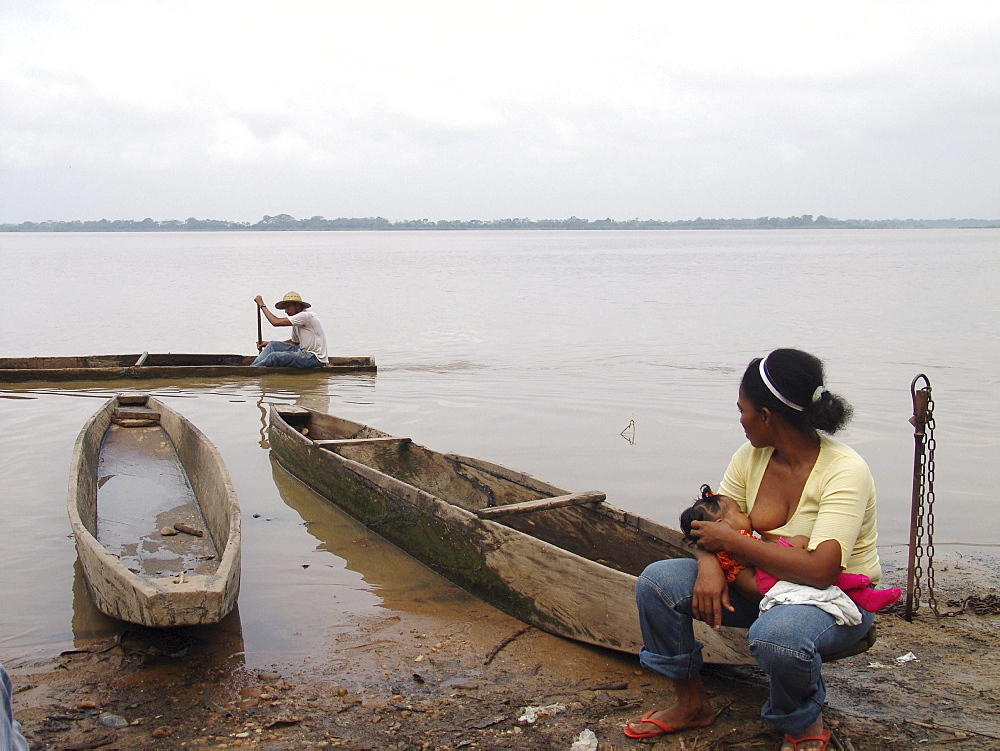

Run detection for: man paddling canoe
[[252, 292, 329, 368]]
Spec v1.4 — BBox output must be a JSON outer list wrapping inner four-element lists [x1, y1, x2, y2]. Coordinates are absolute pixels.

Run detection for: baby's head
[[679, 484, 752, 543]]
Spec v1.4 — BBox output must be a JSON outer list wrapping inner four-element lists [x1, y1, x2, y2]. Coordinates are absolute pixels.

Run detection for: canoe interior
[[96, 421, 221, 578], [280, 409, 693, 576]]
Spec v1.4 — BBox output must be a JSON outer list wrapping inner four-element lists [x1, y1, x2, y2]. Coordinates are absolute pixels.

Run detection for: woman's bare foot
[[623, 702, 717, 737], [781, 714, 829, 750], [624, 675, 717, 738]]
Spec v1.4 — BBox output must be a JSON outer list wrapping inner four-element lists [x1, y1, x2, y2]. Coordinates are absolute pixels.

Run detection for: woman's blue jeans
[[252, 341, 321, 368], [636, 558, 874, 736]]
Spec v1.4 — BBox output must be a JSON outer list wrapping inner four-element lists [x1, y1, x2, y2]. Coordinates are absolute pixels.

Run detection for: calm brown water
[[1, 229, 997, 665]]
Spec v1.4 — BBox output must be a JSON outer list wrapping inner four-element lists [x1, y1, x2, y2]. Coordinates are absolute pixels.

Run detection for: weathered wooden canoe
[[267, 407, 759, 663], [68, 393, 241, 626], [0, 353, 376, 382]]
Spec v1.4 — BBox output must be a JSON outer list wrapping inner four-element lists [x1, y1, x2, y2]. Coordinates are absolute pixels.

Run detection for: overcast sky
[[2, 1, 998, 223]]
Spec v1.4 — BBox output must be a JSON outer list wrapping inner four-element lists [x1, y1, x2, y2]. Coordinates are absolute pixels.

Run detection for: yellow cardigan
[[718, 434, 883, 584]]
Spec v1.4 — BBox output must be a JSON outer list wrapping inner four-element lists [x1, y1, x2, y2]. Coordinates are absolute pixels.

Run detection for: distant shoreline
[[2, 215, 998, 232]]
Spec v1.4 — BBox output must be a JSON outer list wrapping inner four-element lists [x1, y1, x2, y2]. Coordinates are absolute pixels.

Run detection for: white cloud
[[2, 0, 999, 221]]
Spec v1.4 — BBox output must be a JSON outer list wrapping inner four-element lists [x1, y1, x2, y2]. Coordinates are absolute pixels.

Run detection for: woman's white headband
[[758, 356, 827, 412]]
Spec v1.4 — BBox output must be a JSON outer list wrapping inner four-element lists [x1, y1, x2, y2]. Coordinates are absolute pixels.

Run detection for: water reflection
[[268, 455, 481, 616], [0, 370, 376, 403], [71, 557, 246, 672], [70, 557, 120, 644], [253, 372, 378, 447], [256, 393, 269, 448]]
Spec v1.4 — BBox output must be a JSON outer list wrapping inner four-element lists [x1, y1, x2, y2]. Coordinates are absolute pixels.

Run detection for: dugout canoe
[[68, 392, 241, 626], [0, 353, 376, 382], [268, 407, 759, 663]]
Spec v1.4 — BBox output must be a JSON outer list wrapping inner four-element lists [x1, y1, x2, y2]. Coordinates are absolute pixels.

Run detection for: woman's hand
[[689, 519, 737, 553], [691, 551, 733, 629]]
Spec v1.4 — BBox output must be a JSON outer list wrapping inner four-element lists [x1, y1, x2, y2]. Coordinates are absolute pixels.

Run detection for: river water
[[1, 229, 996, 666]]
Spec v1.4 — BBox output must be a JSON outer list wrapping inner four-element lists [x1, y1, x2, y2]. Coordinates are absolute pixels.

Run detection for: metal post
[[905, 375, 930, 621]]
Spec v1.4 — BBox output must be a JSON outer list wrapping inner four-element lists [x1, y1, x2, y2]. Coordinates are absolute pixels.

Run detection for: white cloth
[[287, 310, 328, 363], [758, 579, 863, 626]]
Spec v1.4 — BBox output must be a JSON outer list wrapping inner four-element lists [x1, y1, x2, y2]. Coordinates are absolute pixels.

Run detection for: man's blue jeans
[[1, 662, 29, 751], [636, 557, 874, 736], [252, 341, 321, 368]]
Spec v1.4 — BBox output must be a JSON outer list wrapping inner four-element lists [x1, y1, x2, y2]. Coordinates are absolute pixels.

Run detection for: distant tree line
[[2, 213, 997, 232]]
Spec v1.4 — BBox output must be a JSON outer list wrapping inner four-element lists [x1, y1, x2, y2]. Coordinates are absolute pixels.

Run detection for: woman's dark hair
[[741, 348, 853, 434], [679, 484, 722, 543]]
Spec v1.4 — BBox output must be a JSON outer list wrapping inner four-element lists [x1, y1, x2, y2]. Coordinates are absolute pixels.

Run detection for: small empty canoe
[[0, 353, 376, 382], [68, 393, 241, 626]]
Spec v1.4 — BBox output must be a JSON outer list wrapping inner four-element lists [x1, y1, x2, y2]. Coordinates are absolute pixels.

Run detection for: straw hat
[[274, 291, 311, 310]]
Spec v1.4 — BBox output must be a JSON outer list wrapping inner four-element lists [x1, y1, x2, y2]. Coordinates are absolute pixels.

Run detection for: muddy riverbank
[[7, 550, 999, 750]]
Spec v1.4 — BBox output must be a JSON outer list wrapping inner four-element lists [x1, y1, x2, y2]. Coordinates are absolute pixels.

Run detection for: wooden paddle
[[256, 304, 263, 351]]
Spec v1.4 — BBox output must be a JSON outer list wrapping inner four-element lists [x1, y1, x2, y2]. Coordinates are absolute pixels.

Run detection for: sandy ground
[[8, 551, 999, 751]]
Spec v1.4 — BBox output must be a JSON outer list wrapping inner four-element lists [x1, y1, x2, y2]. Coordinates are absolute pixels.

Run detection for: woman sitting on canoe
[[625, 348, 884, 751]]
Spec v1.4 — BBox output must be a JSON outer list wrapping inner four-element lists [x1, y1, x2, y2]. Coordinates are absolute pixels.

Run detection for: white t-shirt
[[288, 310, 328, 363]]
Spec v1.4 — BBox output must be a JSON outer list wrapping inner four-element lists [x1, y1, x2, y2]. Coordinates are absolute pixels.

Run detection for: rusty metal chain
[[905, 377, 969, 619], [904, 378, 997, 619], [909, 442, 925, 617], [905, 376, 928, 619], [922, 388, 941, 615], [945, 593, 1000, 615], [906, 376, 938, 620]]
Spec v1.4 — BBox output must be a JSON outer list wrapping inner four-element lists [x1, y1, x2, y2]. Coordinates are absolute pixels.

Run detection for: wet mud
[[8, 551, 1000, 750]]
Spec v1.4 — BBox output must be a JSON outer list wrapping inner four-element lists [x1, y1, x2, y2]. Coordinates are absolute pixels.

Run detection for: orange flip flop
[[622, 710, 677, 739], [783, 728, 831, 750]]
